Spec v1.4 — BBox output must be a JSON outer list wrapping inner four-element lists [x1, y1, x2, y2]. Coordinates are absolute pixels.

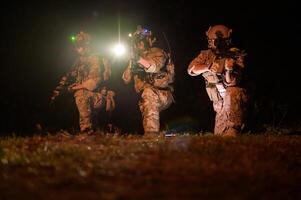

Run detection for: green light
[[70, 35, 76, 42]]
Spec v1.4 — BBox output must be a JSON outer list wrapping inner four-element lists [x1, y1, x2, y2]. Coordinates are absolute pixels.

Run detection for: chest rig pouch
[[202, 72, 225, 102]]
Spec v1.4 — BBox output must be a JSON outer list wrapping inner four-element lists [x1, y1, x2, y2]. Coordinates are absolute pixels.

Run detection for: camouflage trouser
[[214, 87, 248, 136], [74, 89, 115, 132], [139, 87, 173, 133]]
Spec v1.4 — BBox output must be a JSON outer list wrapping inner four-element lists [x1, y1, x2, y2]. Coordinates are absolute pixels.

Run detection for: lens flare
[[113, 43, 126, 56]]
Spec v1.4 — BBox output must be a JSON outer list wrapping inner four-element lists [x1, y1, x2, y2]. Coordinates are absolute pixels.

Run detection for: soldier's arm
[[50, 73, 71, 101], [156, 61, 175, 85], [224, 55, 245, 86], [81, 55, 101, 91], [122, 60, 133, 84], [102, 57, 111, 81], [166, 61, 175, 83], [137, 48, 166, 73], [187, 51, 211, 76]]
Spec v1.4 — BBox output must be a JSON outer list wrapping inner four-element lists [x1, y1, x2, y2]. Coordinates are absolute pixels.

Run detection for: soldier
[[50, 31, 115, 133], [122, 25, 175, 137], [188, 25, 249, 136]]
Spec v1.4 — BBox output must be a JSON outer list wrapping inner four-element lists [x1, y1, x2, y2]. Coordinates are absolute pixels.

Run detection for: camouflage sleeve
[[122, 60, 133, 84], [81, 55, 101, 91], [156, 61, 175, 85], [50, 76, 68, 101], [187, 50, 211, 76], [166, 61, 175, 83], [142, 48, 167, 73], [51, 69, 77, 96], [224, 50, 246, 86], [102, 57, 111, 81]]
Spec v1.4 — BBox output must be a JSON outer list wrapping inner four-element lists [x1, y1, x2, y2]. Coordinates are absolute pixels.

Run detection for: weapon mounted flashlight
[[112, 43, 126, 56]]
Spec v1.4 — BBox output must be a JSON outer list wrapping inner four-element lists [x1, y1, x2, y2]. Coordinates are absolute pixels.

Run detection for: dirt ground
[[0, 132, 300, 199]]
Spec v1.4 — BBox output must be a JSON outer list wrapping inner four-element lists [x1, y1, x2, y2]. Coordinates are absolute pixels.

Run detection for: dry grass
[[0, 132, 300, 199]]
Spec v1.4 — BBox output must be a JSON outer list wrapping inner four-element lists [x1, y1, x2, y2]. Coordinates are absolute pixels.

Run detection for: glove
[[209, 61, 221, 73], [225, 58, 235, 71]]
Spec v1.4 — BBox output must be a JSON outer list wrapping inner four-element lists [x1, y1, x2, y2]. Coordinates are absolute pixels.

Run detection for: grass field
[[0, 132, 300, 199]]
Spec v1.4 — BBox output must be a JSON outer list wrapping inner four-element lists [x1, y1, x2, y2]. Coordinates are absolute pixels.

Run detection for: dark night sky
[[1, 0, 300, 134]]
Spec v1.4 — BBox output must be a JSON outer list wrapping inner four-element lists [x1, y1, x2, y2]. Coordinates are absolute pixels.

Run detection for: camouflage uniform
[[51, 32, 115, 132], [188, 47, 248, 136], [73, 56, 115, 132], [123, 47, 175, 135]]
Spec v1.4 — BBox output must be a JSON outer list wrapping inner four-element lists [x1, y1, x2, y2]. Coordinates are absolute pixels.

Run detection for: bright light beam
[[113, 43, 126, 56], [112, 16, 126, 56]]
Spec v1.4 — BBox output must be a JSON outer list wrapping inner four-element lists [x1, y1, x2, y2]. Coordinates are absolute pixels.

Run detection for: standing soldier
[[122, 25, 175, 137], [188, 25, 248, 136], [51, 31, 115, 133]]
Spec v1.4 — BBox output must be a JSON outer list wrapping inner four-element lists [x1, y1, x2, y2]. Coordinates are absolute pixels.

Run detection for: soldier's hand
[[52, 90, 59, 97], [68, 83, 83, 92], [72, 84, 84, 91], [49, 96, 56, 107], [49, 90, 59, 103], [225, 58, 235, 70], [166, 61, 175, 73], [209, 61, 220, 73], [67, 83, 75, 92]]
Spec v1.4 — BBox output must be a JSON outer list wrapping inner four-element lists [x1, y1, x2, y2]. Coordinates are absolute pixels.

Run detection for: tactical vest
[[133, 70, 173, 93], [133, 48, 174, 93], [200, 50, 225, 101], [75, 54, 112, 88], [202, 71, 225, 102]]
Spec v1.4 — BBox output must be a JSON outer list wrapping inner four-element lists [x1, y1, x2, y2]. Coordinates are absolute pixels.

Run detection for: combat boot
[[144, 131, 164, 139], [223, 127, 238, 137]]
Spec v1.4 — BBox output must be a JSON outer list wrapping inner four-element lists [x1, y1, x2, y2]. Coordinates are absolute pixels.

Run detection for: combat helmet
[[206, 25, 232, 39], [132, 25, 156, 47], [74, 31, 91, 47]]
